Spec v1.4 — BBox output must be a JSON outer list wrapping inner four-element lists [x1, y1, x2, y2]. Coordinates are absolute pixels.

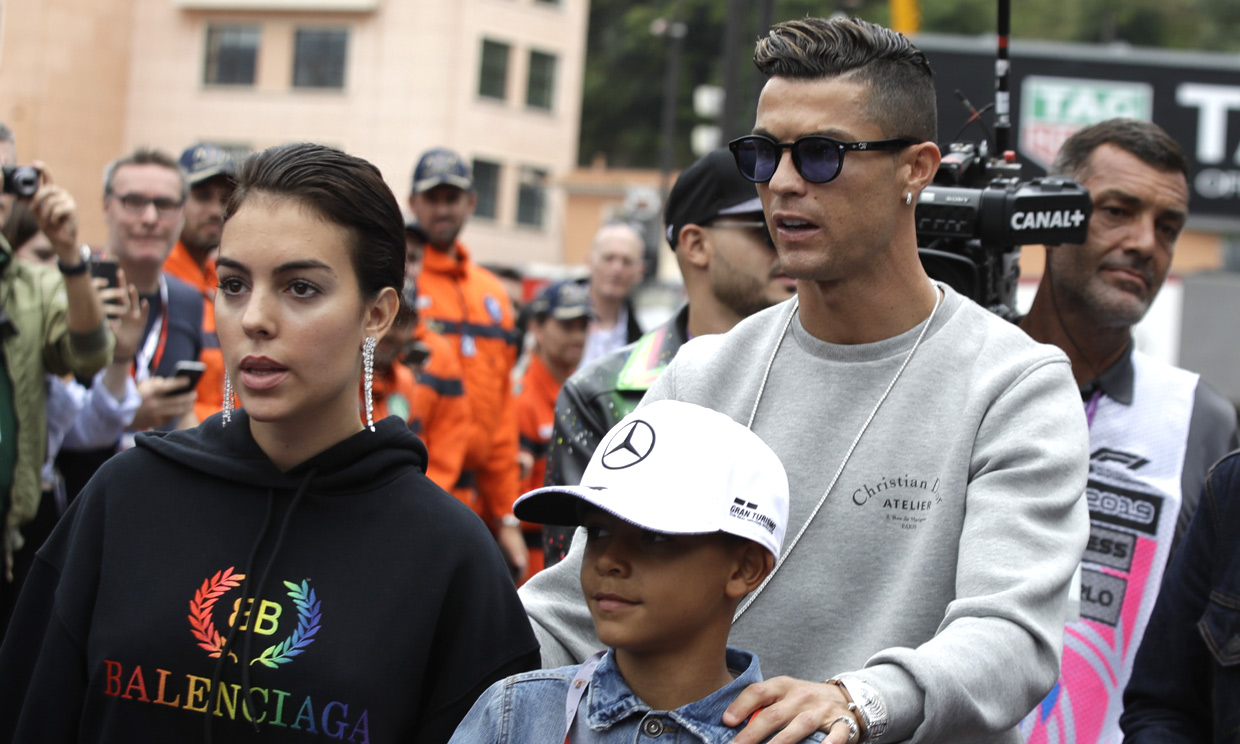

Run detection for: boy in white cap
[[449, 400, 832, 744]]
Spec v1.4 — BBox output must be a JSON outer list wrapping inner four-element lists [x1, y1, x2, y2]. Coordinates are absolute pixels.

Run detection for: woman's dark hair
[[225, 143, 408, 315]]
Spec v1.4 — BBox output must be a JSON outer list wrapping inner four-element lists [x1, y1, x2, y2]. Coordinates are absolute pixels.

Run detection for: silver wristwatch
[[839, 677, 889, 744]]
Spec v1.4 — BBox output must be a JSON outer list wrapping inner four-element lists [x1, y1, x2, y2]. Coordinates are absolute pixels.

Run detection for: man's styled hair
[[754, 17, 937, 144], [103, 148, 189, 200], [1050, 118, 1188, 182]]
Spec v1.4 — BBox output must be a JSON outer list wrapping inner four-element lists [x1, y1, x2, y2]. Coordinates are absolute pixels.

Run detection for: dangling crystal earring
[[222, 374, 233, 427], [905, 192, 913, 205], [363, 336, 377, 432]]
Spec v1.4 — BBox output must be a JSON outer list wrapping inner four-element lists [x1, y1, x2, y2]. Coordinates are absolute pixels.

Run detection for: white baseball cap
[[514, 400, 789, 558]]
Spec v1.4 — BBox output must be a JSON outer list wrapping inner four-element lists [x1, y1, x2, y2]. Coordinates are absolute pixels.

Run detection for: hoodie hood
[[136, 410, 428, 493]]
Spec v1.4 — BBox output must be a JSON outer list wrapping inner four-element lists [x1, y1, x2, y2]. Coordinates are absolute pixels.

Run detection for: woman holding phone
[[0, 143, 539, 743]]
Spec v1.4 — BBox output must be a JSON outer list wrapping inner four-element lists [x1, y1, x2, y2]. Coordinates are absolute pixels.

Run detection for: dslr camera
[[2, 164, 41, 198]]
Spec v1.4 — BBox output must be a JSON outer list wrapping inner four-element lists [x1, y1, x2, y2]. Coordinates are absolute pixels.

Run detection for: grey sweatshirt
[[520, 285, 1090, 744]]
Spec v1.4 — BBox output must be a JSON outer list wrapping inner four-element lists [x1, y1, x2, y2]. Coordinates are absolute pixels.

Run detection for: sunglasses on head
[[728, 134, 919, 184]]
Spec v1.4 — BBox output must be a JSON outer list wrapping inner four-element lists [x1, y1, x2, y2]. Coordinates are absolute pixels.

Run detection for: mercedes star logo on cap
[[600, 419, 656, 470]]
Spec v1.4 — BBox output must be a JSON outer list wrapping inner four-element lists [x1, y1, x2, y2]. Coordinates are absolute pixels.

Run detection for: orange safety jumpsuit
[[361, 326, 469, 493], [407, 325, 470, 493], [516, 352, 561, 580], [417, 241, 519, 526], [163, 242, 225, 423]]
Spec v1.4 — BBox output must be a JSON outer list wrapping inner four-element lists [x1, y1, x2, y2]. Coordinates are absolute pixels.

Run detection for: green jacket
[[0, 235, 112, 536]]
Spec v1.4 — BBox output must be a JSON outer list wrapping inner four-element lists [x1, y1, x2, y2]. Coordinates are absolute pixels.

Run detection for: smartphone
[[89, 258, 120, 289], [169, 360, 207, 394]]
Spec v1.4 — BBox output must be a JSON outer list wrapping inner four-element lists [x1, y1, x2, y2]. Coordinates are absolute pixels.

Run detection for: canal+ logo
[[1010, 208, 1088, 231]]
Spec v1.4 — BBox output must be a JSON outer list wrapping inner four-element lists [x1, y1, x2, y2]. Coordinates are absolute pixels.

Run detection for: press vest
[[1022, 350, 1196, 744]]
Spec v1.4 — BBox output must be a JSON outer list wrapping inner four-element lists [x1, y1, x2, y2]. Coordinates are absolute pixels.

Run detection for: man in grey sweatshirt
[[519, 16, 1090, 744]]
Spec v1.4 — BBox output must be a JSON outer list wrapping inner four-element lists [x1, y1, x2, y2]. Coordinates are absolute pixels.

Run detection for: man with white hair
[[580, 222, 645, 365]]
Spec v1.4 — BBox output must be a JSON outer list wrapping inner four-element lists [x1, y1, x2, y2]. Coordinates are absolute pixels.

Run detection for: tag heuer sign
[[1019, 77, 1154, 168]]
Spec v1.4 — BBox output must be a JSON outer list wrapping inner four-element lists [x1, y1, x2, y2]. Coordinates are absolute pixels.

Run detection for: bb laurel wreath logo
[[188, 567, 322, 667]]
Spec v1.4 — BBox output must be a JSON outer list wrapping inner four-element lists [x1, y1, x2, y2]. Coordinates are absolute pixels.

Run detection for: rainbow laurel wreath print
[[188, 567, 246, 658], [188, 568, 322, 667], [253, 580, 322, 668]]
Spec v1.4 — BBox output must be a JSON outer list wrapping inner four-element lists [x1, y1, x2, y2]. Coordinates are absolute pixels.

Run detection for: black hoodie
[[0, 411, 540, 744]]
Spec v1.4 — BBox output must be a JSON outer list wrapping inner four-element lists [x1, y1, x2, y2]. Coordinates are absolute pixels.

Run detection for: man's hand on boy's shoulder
[[724, 677, 852, 744]]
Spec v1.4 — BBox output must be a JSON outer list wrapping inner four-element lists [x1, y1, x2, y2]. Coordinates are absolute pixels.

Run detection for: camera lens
[[2, 164, 40, 198], [11, 166, 39, 198]]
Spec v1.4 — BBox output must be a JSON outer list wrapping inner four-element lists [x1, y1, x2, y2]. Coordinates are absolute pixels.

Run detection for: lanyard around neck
[[1084, 389, 1102, 428], [563, 650, 605, 744], [734, 284, 943, 623], [133, 275, 170, 383]]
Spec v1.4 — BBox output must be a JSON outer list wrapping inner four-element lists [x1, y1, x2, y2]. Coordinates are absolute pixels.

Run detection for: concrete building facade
[[0, 0, 589, 266]]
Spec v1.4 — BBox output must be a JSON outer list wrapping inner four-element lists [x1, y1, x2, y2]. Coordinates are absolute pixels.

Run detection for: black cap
[[663, 148, 763, 249], [179, 144, 237, 187], [411, 148, 472, 193], [528, 280, 591, 321]]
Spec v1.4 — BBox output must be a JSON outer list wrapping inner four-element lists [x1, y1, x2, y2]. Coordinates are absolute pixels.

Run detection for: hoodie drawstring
[[204, 490, 274, 744], [203, 467, 318, 743]]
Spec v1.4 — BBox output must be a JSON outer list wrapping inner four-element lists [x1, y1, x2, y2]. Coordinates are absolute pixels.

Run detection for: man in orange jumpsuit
[[408, 147, 526, 580], [163, 144, 235, 422], [515, 281, 590, 581], [369, 311, 470, 493]]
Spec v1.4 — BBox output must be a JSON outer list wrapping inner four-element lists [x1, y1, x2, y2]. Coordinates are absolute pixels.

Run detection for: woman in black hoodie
[[0, 143, 540, 744]]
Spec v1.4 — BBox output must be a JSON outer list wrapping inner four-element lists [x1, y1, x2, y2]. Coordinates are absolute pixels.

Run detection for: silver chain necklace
[[734, 283, 943, 622]]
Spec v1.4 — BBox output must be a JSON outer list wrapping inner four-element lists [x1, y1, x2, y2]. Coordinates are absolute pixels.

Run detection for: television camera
[[915, 0, 1094, 319]]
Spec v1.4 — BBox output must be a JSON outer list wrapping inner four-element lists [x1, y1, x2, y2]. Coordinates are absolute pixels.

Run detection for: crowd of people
[[0, 13, 1236, 744]]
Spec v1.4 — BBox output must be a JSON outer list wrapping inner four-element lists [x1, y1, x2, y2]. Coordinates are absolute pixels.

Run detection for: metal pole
[[658, 0, 686, 205], [721, 0, 747, 142], [752, 0, 775, 109], [994, 0, 1012, 155]]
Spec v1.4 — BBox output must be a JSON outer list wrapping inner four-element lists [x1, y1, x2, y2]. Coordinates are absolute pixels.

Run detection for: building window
[[516, 167, 547, 228], [204, 25, 260, 86], [293, 28, 349, 89], [472, 159, 501, 220], [479, 39, 510, 101], [526, 50, 556, 110]]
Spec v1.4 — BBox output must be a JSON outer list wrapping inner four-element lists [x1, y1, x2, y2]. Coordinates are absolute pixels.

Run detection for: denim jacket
[[1121, 450, 1240, 742], [448, 647, 825, 744]]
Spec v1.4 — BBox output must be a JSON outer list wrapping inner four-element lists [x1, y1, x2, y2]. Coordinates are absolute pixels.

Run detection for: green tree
[[578, 0, 1240, 169]]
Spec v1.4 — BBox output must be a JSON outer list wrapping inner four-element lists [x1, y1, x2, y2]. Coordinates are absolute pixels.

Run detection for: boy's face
[[579, 510, 742, 656]]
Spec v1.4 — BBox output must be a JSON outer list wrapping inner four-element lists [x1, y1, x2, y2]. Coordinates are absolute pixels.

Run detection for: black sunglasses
[[729, 134, 919, 184]]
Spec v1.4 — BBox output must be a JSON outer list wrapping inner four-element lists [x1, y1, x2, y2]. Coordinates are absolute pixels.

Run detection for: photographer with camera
[[1017, 118, 1238, 744], [0, 123, 113, 635]]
